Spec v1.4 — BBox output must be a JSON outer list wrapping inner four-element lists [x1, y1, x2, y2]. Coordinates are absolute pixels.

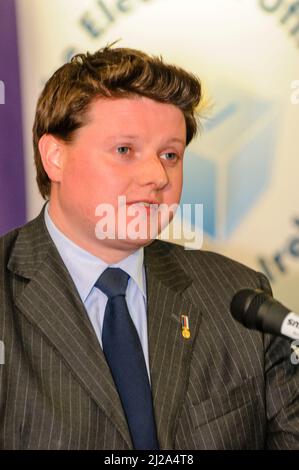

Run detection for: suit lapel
[[8, 210, 201, 449], [144, 241, 202, 449], [8, 210, 132, 447]]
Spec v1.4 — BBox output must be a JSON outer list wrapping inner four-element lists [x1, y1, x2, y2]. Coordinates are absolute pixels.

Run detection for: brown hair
[[33, 44, 202, 199]]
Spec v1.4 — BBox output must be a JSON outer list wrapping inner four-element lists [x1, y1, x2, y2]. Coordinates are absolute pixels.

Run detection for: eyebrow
[[104, 135, 186, 146], [165, 137, 186, 146]]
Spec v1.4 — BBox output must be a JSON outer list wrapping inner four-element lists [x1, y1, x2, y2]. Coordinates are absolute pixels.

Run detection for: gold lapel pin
[[181, 314, 191, 339]]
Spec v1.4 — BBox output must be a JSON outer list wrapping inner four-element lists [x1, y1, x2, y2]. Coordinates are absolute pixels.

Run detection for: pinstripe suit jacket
[[1, 210, 299, 450]]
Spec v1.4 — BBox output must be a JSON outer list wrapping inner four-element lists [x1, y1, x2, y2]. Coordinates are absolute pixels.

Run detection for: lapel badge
[[181, 314, 190, 339]]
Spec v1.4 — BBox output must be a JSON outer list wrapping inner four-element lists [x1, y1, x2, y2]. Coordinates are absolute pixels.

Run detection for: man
[[0, 45, 298, 450]]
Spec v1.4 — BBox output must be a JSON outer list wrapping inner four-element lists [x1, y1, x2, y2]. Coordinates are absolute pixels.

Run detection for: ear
[[38, 134, 63, 183]]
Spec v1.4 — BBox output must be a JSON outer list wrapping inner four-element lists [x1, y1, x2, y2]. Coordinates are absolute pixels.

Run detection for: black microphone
[[230, 289, 299, 340]]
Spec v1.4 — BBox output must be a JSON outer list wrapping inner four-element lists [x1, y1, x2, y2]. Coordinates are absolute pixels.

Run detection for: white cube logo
[[181, 84, 278, 239]]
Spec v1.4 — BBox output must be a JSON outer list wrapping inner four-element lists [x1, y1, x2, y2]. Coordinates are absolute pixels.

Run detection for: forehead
[[83, 96, 186, 138]]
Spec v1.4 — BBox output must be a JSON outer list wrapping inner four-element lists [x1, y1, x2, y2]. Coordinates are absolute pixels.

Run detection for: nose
[[137, 154, 169, 190]]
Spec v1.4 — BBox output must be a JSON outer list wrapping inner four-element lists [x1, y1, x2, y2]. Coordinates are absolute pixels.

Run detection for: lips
[[126, 201, 160, 217], [126, 200, 160, 206]]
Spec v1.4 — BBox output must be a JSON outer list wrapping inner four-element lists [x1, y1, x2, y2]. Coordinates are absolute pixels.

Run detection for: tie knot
[[95, 267, 129, 299]]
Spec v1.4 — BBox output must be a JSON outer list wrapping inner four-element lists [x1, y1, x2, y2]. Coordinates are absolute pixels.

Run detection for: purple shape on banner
[[0, 0, 26, 235]]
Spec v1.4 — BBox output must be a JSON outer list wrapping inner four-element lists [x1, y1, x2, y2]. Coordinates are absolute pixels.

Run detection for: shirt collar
[[44, 204, 145, 302]]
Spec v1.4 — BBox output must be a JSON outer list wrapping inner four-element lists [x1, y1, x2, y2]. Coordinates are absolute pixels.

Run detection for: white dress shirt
[[44, 205, 151, 379]]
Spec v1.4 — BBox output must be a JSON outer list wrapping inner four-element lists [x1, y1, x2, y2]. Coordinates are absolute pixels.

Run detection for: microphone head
[[230, 288, 271, 330]]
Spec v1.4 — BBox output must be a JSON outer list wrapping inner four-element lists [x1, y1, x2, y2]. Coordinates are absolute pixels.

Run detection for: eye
[[116, 146, 130, 155], [160, 152, 179, 162]]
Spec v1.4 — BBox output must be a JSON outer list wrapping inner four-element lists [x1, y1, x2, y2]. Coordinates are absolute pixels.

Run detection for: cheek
[[60, 156, 99, 216], [167, 168, 183, 202], [62, 164, 88, 200], [62, 158, 128, 214]]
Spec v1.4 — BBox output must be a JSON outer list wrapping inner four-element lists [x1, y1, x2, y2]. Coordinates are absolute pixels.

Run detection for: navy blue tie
[[95, 267, 159, 450]]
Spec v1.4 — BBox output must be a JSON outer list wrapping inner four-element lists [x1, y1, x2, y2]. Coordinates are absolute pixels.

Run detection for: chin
[[123, 235, 156, 247]]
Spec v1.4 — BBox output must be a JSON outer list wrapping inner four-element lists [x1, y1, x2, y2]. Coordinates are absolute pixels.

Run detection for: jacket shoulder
[[152, 239, 271, 293], [0, 226, 21, 268]]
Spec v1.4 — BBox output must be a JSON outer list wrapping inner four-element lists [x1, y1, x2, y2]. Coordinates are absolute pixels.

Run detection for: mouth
[[127, 200, 160, 207], [126, 201, 160, 217]]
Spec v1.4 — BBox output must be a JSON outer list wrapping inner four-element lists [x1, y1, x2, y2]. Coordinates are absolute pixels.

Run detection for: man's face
[[48, 96, 186, 261]]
